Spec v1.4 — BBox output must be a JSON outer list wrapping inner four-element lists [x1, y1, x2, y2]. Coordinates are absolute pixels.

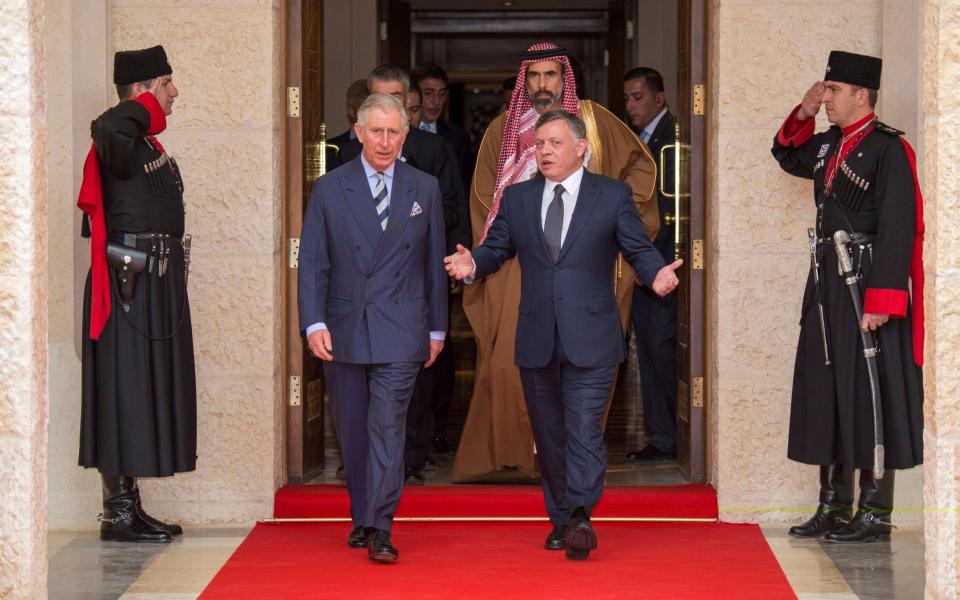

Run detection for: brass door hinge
[[287, 87, 301, 118], [380, 22, 388, 41], [692, 376, 704, 408], [693, 84, 705, 116], [289, 375, 302, 407], [692, 239, 704, 270], [288, 238, 300, 269]]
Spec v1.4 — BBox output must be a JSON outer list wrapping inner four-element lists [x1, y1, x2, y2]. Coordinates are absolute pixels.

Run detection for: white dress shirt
[[540, 167, 585, 247], [640, 108, 668, 144]]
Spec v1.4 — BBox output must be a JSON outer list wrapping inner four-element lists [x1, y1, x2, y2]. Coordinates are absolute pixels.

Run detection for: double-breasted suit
[[471, 168, 665, 524], [298, 155, 447, 531]]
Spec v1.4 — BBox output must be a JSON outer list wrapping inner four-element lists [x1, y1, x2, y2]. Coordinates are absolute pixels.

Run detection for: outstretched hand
[[444, 244, 475, 281], [797, 81, 825, 120], [652, 259, 683, 296]]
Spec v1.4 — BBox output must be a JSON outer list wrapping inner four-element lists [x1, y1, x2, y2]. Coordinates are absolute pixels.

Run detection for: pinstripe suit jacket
[[298, 156, 448, 364]]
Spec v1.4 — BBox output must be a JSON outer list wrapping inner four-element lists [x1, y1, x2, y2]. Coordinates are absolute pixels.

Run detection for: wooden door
[[673, 0, 707, 482], [284, 0, 327, 484], [381, 0, 412, 67]]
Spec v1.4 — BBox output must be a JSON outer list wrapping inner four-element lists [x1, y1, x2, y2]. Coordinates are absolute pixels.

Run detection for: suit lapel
[[557, 170, 599, 263], [342, 158, 385, 248], [524, 177, 552, 262], [372, 162, 415, 265]]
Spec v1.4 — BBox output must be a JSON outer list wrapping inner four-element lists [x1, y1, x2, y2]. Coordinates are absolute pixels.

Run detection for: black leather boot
[[825, 470, 895, 543], [99, 475, 172, 543], [788, 465, 853, 538], [126, 477, 183, 537]]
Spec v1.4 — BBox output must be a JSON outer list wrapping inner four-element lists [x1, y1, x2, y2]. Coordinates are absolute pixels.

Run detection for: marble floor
[[48, 457, 925, 599]]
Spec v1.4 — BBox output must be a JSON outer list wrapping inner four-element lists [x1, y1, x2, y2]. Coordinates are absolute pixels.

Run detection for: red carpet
[[200, 521, 795, 599], [274, 484, 718, 520]]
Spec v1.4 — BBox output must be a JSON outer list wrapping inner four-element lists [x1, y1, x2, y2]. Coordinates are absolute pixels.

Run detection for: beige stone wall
[[0, 0, 48, 597], [709, 0, 923, 525], [45, 0, 283, 528], [920, 2, 960, 597]]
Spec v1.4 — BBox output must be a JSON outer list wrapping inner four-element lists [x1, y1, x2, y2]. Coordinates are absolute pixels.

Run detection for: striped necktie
[[373, 172, 389, 230]]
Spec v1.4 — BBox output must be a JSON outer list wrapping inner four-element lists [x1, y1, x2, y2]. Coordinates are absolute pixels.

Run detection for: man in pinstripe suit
[[298, 92, 448, 563]]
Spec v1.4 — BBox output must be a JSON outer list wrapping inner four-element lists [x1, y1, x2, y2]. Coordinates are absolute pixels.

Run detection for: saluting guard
[[772, 50, 925, 543]]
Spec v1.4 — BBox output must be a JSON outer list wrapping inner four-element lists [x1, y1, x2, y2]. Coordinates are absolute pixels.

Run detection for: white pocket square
[[410, 202, 423, 217]]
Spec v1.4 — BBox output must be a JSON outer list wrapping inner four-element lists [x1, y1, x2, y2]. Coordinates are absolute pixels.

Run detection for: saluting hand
[[652, 259, 683, 297], [444, 244, 475, 281], [307, 329, 334, 361], [797, 81, 826, 120]]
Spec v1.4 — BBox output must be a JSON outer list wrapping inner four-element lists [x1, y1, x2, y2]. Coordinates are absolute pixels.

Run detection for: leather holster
[[106, 241, 148, 307]]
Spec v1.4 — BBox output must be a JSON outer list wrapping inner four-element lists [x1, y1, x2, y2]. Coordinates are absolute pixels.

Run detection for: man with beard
[[453, 42, 659, 483]]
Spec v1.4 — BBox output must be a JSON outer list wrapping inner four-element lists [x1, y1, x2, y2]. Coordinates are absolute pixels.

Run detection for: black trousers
[[631, 285, 677, 452]]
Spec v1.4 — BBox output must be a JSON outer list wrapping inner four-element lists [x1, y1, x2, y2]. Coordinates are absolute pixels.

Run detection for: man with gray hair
[[445, 110, 682, 560], [336, 65, 469, 486], [299, 92, 448, 563]]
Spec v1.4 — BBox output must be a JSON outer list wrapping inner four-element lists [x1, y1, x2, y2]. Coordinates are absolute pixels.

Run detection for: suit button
[[355, 246, 361, 251], [554, 266, 560, 272], [395, 272, 400, 278], [367, 274, 373, 279], [395, 300, 400, 304], [557, 298, 564, 303], [405, 243, 411, 249]]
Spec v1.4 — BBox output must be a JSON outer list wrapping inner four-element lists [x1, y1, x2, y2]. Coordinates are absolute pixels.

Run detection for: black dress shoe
[[422, 458, 439, 472], [544, 524, 567, 550], [626, 445, 676, 462], [788, 506, 852, 538], [824, 510, 893, 543], [564, 508, 597, 560], [335, 465, 347, 481], [367, 529, 399, 563], [347, 526, 368, 548], [404, 468, 425, 485], [433, 436, 452, 454]]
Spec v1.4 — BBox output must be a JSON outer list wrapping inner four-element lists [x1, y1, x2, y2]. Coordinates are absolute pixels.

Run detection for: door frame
[[280, 0, 712, 484]]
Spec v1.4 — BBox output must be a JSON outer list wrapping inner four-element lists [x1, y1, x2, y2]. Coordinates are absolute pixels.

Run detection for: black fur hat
[[824, 50, 882, 90], [113, 45, 172, 85]]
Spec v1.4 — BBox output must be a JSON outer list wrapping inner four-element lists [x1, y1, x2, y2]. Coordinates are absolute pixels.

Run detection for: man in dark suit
[[325, 79, 369, 171], [298, 92, 448, 563], [446, 110, 682, 560], [413, 63, 475, 190], [623, 67, 680, 462]]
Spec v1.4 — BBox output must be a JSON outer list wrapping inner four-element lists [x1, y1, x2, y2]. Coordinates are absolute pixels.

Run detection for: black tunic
[[772, 110, 923, 470], [79, 99, 197, 477]]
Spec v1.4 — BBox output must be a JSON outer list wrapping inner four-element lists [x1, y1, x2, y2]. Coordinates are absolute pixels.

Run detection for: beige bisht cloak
[[453, 100, 659, 481]]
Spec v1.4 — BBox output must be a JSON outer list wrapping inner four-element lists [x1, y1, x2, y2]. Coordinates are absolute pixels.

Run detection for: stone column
[[921, 2, 960, 597], [0, 1, 48, 598]]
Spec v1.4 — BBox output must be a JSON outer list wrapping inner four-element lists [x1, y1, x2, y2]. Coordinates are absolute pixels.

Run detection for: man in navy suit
[[446, 110, 682, 560], [298, 92, 448, 563], [623, 67, 680, 462]]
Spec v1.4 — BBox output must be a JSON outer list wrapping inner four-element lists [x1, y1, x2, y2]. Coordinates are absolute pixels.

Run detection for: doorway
[[282, 0, 707, 484]]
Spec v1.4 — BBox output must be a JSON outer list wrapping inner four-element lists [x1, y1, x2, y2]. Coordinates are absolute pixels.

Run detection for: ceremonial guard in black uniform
[[77, 46, 196, 543], [772, 51, 925, 543]]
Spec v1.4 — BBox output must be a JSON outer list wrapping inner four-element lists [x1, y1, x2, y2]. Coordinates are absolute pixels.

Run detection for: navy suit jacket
[[298, 156, 448, 364], [473, 169, 665, 369]]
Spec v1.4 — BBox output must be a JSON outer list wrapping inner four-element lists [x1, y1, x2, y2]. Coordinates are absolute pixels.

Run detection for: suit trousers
[[519, 329, 618, 526], [631, 285, 678, 453], [324, 360, 421, 531]]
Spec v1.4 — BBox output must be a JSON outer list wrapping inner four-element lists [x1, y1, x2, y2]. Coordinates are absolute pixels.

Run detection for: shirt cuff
[[777, 104, 815, 147], [864, 288, 908, 318], [306, 322, 327, 337], [464, 259, 478, 284], [430, 331, 446, 341]]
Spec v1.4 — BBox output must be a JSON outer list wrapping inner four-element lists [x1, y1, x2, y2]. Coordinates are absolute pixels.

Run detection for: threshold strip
[[260, 516, 718, 524]]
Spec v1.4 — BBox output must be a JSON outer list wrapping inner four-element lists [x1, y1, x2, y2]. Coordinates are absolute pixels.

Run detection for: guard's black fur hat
[[113, 45, 172, 85], [824, 50, 881, 90]]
